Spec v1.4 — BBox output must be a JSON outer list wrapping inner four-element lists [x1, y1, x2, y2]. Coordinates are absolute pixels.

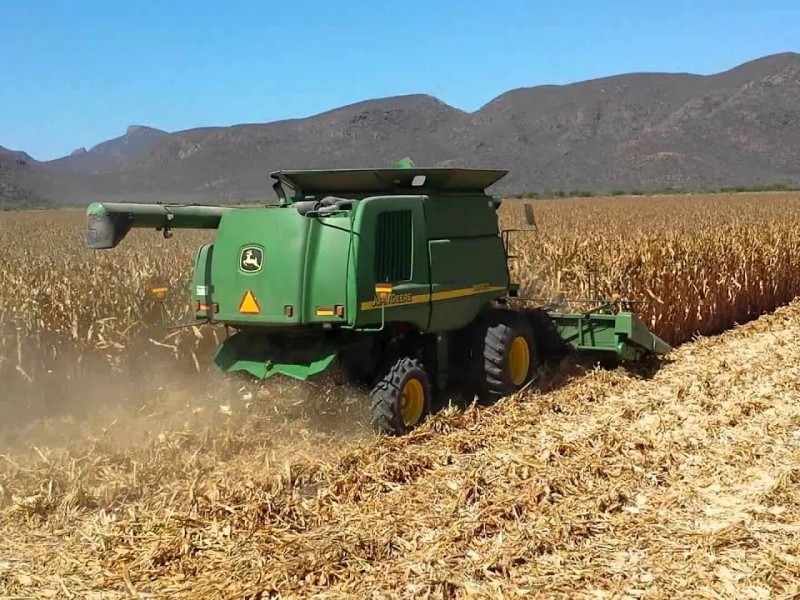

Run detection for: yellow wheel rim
[[399, 378, 425, 426], [508, 336, 530, 386]]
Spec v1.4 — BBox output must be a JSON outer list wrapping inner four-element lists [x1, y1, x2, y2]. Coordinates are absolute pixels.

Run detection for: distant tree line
[[509, 181, 800, 200], [4, 181, 800, 210]]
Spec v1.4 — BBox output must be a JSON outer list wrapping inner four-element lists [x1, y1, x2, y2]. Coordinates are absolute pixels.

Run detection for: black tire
[[369, 357, 432, 436], [471, 309, 540, 404]]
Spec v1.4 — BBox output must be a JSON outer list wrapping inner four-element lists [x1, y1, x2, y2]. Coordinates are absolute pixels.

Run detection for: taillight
[[196, 301, 218, 313]]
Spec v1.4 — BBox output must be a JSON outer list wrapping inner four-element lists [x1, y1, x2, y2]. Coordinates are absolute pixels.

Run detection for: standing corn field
[[2, 192, 800, 408], [501, 192, 800, 345]]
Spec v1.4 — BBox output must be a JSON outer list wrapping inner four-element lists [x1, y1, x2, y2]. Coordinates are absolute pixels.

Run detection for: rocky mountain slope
[[0, 147, 47, 207], [3, 52, 800, 205], [44, 125, 168, 175]]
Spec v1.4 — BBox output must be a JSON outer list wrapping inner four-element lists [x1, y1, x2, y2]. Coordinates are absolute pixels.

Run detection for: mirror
[[524, 203, 536, 227]]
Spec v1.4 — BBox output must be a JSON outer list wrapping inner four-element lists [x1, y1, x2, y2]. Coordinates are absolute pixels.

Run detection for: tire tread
[[369, 356, 430, 436]]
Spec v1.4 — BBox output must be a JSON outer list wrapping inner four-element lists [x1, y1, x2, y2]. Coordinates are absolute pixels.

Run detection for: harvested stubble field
[[2, 192, 800, 598]]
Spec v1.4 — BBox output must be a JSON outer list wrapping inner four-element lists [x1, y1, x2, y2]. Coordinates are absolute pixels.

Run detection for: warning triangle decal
[[239, 290, 260, 314]]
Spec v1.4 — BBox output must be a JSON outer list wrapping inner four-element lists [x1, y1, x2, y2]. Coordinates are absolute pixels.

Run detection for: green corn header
[[86, 160, 670, 436]]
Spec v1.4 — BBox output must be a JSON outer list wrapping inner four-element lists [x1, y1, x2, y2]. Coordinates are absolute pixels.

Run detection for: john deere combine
[[86, 160, 670, 435]]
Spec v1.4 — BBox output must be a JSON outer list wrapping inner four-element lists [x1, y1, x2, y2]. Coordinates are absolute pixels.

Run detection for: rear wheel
[[471, 309, 540, 403], [369, 357, 431, 436]]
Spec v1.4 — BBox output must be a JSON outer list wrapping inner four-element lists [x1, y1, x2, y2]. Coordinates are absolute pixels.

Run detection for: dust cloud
[[0, 348, 374, 461]]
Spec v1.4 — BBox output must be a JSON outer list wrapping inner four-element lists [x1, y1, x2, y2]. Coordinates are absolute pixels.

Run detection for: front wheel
[[471, 309, 541, 404], [369, 357, 432, 436]]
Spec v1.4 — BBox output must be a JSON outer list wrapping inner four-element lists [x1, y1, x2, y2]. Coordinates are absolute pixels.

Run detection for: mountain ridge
[[43, 125, 169, 175], [3, 51, 800, 205]]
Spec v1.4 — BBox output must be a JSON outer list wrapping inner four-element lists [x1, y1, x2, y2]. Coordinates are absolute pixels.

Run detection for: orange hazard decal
[[239, 290, 260, 314]]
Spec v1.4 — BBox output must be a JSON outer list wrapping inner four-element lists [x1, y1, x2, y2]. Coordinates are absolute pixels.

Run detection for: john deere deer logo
[[240, 247, 263, 273]]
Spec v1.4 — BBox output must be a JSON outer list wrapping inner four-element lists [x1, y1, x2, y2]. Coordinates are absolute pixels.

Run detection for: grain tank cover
[[271, 168, 508, 196]]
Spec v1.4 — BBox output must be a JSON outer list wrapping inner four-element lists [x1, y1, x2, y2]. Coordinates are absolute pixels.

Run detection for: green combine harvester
[[85, 160, 670, 436]]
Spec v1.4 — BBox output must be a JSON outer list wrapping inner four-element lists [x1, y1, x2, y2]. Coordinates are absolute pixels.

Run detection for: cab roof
[[269, 167, 508, 196]]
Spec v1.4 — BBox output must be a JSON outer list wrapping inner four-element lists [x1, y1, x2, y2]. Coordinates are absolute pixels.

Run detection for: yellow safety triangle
[[239, 290, 260, 314]]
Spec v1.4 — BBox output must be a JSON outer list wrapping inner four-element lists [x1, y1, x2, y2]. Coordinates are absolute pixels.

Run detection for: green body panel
[[427, 237, 508, 332], [351, 195, 431, 330], [197, 208, 352, 326], [425, 193, 510, 332], [213, 332, 339, 380], [84, 163, 672, 388], [349, 192, 510, 332], [303, 212, 355, 325]]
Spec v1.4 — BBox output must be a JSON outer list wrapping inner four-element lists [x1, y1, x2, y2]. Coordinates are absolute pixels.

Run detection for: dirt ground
[[3, 300, 800, 598]]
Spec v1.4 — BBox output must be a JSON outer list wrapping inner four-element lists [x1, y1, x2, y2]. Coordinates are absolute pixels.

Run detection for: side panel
[[427, 237, 509, 331], [302, 214, 353, 323], [352, 196, 430, 329], [425, 194, 510, 332]]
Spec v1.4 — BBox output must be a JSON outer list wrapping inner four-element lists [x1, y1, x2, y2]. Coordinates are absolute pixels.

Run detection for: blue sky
[[2, 0, 799, 161]]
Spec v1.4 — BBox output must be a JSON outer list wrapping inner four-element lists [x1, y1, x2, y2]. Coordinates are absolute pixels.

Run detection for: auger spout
[[86, 202, 235, 249]]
